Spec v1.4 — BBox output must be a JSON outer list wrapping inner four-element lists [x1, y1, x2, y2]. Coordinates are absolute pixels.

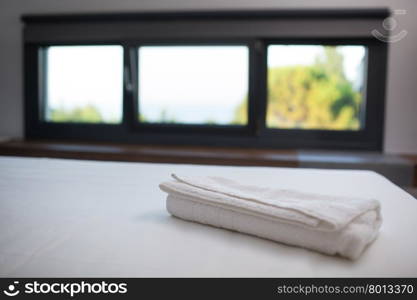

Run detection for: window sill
[[0, 139, 415, 187], [0, 139, 298, 167]]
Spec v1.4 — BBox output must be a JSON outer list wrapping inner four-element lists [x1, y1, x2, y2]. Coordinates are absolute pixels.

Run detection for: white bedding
[[0, 156, 416, 277]]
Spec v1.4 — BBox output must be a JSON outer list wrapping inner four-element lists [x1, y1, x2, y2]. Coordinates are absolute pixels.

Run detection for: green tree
[[232, 96, 248, 125], [49, 105, 103, 123], [233, 47, 362, 130]]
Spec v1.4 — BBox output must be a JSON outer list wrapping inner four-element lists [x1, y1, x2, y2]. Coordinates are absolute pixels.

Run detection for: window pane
[[267, 45, 367, 130], [45, 46, 123, 123], [138, 46, 249, 125]]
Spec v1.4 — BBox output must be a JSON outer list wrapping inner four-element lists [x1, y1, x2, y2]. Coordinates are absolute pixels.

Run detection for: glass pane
[[138, 46, 249, 125], [45, 46, 123, 123], [267, 45, 367, 130]]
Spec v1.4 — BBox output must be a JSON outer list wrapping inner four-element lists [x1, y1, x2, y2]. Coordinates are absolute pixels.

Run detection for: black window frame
[[260, 38, 385, 150], [23, 9, 389, 150], [131, 40, 255, 136]]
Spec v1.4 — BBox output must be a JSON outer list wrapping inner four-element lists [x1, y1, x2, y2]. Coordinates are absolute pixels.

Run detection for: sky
[[267, 45, 366, 84], [138, 46, 248, 124], [46, 44, 365, 124]]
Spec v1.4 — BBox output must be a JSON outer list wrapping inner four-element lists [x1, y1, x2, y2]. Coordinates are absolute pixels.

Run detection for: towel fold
[[160, 174, 382, 260]]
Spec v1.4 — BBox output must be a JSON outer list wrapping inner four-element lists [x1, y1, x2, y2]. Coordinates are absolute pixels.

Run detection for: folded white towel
[[160, 174, 382, 260]]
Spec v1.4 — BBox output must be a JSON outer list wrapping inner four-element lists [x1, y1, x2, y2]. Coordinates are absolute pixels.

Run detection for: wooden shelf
[[0, 139, 298, 167], [0, 139, 416, 187]]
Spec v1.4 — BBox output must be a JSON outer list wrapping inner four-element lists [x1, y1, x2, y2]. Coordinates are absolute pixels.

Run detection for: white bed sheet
[[0, 156, 416, 277]]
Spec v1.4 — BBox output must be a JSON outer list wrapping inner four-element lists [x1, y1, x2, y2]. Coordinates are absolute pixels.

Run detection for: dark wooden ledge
[[402, 155, 417, 187], [0, 139, 415, 187], [0, 139, 298, 167]]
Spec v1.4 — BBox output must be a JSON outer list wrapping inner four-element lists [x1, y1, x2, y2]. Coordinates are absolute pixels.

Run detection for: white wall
[[0, 0, 416, 154]]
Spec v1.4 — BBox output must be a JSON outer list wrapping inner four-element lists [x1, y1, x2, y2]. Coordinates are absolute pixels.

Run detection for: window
[[23, 10, 389, 150], [45, 46, 123, 123], [138, 46, 249, 125], [266, 45, 367, 131]]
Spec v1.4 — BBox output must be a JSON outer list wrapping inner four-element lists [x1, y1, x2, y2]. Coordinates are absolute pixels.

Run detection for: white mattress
[[0, 156, 416, 277]]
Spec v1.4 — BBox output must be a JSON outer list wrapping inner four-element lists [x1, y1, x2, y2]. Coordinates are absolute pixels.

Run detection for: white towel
[[159, 174, 382, 260]]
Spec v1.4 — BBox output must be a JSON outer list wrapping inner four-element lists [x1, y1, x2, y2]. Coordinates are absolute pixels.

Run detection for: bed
[[1, 156, 416, 277]]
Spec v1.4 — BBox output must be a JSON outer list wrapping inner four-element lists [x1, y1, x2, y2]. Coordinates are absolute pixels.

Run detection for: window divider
[[122, 45, 138, 131], [250, 40, 267, 137]]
